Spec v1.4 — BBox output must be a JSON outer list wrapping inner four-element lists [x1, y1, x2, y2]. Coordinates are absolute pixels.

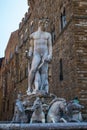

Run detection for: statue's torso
[[30, 31, 50, 55]]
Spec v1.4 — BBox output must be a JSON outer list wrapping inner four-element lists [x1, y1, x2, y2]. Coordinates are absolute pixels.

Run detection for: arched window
[[60, 8, 67, 30], [30, 21, 34, 34], [51, 24, 56, 44]]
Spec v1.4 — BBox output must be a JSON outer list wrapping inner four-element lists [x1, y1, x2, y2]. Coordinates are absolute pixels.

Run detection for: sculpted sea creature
[[47, 98, 67, 123]]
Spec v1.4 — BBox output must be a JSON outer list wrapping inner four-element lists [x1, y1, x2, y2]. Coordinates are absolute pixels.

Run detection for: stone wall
[[0, 31, 19, 120], [5, 30, 18, 62], [52, 21, 78, 100], [72, 0, 87, 114]]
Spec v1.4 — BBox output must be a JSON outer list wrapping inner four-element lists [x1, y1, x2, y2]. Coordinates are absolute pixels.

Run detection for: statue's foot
[[26, 90, 32, 95], [32, 89, 38, 94], [32, 91, 36, 94]]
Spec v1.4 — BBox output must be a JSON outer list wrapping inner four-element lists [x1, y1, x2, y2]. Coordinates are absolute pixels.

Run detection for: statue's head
[[38, 18, 49, 30], [38, 19, 45, 30]]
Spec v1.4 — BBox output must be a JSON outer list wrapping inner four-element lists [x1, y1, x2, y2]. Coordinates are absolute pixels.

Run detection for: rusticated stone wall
[[5, 30, 19, 62], [51, 21, 78, 100], [0, 31, 19, 121], [72, 0, 87, 114]]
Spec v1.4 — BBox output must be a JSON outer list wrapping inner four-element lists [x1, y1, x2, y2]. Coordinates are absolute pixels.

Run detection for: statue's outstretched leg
[[27, 54, 41, 95], [40, 63, 49, 93], [33, 71, 41, 94]]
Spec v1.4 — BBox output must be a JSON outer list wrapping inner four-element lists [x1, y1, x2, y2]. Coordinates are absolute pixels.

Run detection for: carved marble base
[[12, 92, 84, 123]]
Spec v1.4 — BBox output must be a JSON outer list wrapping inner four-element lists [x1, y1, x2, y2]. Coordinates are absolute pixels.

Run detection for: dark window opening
[[51, 24, 56, 44], [4, 77, 7, 97], [25, 67, 28, 77], [20, 71, 23, 81], [12, 103, 14, 114], [30, 21, 34, 34], [59, 59, 63, 81], [3, 101, 5, 112], [7, 100, 9, 111], [60, 8, 67, 30]]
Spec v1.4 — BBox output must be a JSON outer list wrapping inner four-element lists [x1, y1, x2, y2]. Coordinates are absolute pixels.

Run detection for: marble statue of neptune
[[27, 19, 52, 95]]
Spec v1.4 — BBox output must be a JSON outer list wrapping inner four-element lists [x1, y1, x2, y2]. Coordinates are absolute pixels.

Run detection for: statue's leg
[[27, 54, 41, 94], [34, 71, 41, 92], [40, 63, 49, 93]]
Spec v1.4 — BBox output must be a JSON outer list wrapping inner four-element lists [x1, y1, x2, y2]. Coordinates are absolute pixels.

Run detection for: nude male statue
[[27, 19, 52, 95]]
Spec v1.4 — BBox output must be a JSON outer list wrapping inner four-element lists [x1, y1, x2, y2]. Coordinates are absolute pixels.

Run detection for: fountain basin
[[0, 123, 87, 130]]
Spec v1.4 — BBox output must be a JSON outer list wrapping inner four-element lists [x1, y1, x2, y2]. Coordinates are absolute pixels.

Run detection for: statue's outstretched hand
[[44, 55, 52, 62], [25, 50, 32, 59]]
